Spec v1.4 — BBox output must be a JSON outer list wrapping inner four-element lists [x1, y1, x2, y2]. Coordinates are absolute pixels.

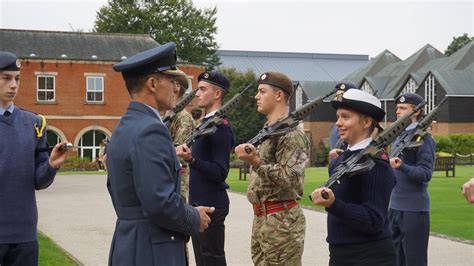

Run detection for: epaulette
[[19, 108, 46, 140]]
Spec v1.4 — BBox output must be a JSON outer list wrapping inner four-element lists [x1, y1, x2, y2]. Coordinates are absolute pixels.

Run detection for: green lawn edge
[[38, 231, 79, 266]]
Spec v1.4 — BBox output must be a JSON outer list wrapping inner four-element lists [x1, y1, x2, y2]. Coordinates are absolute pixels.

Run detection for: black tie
[[3, 111, 11, 117]]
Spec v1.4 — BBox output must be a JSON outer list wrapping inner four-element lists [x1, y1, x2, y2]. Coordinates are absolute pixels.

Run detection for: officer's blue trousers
[[0, 241, 38, 266]]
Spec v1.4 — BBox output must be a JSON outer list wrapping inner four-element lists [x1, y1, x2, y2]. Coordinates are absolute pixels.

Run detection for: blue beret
[[0, 51, 21, 71], [331, 89, 385, 122], [113, 42, 184, 79], [198, 71, 230, 91], [335, 82, 358, 91], [395, 93, 424, 106]]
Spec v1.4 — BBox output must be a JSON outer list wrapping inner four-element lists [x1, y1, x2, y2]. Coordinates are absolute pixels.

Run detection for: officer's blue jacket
[[106, 102, 200, 266]]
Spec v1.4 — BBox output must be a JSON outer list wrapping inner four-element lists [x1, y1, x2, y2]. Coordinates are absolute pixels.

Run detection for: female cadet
[[310, 89, 397, 265]]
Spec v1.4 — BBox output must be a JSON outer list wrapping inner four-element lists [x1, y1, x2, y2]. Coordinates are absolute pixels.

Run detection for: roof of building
[[0, 28, 160, 61], [217, 50, 368, 83]]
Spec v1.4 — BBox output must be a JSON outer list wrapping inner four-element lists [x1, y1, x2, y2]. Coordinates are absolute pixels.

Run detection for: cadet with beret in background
[[310, 89, 397, 265], [0, 51, 69, 266], [176, 71, 234, 266], [235, 72, 310, 265], [388, 93, 435, 266], [166, 70, 195, 202], [107, 42, 214, 266]]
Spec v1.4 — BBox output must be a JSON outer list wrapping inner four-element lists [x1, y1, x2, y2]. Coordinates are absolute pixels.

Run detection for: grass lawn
[[227, 165, 474, 240], [38, 232, 77, 266]]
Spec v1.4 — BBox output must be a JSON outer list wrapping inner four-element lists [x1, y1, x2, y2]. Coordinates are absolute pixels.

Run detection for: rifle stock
[[163, 89, 198, 126]]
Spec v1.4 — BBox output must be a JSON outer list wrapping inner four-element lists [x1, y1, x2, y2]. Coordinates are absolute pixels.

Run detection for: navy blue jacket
[[326, 149, 396, 245], [390, 126, 435, 211], [189, 116, 234, 208], [0, 106, 57, 244], [106, 102, 200, 266]]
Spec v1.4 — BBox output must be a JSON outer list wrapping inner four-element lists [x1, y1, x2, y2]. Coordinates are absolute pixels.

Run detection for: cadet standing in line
[[310, 89, 397, 265], [0, 51, 69, 266], [235, 72, 309, 265], [167, 71, 195, 202], [107, 43, 214, 266], [177, 71, 234, 266], [389, 93, 435, 266]]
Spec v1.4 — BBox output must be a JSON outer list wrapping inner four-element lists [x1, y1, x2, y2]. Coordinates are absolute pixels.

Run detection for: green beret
[[257, 72, 293, 96]]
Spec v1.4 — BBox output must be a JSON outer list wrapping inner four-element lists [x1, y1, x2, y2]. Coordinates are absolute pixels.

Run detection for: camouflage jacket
[[247, 119, 310, 204], [167, 110, 194, 146]]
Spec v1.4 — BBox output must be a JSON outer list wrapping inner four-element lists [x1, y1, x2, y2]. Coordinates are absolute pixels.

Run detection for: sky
[[0, 0, 472, 59]]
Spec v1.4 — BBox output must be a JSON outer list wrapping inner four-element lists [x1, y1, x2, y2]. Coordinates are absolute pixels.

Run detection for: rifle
[[317, 101, 426, 199], [244, 88, 337, 153], [36, 143, 73, 153], [163, 89, 198, 126], [391, 97, 447, 158], [184, 84, 253, 148]]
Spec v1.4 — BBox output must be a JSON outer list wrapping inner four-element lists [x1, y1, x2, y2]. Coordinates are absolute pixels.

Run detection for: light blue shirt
[[0, 103, 14, 116], [144, 103, 162, 122]]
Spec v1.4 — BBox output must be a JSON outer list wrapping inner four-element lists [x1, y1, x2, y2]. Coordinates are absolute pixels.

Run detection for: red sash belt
[[253, 200, 298, 217]]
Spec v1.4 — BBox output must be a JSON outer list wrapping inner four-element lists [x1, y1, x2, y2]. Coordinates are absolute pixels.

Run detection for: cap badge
[[204, 73, 209, 79], [260, 73, 267, 80], [399, 96, 405, 103], [340, 84, 345, 90], [16, 59, 21, 68]]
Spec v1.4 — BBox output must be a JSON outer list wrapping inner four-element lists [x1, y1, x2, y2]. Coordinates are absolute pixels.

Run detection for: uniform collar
[[143, 103, 162, 122], [0, 103, 14, 115], [348, 137, 372, 151], [406, 122, 418, 131], [204, 110, 217, 118]]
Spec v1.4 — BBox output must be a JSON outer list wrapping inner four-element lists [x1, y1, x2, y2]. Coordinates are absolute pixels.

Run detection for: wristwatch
[[186, 157, 195, 165]]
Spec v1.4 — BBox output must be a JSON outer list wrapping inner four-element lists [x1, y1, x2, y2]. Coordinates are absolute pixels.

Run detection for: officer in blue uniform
[[0, 51, 69, 266], [108, 42, 214, 266], [389, 93, 435, 266], [176, 71, 234, 266]]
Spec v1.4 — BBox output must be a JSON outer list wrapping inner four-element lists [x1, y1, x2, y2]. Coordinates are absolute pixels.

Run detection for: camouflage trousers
[[180, 167, 189, 202], [251, 204, 305, 266]]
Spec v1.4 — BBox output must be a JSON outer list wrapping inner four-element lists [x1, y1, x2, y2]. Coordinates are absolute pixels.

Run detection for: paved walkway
[[37, 175, 474, 265]]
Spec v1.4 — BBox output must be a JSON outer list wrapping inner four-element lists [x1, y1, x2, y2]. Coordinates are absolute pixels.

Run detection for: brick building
[[0, 29, 204, 160]]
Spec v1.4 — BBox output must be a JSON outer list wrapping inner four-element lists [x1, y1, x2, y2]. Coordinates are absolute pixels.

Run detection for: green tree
[[444, 33, 473, 56], [220, 68, 266, 145], [94, 0, 220, 69]]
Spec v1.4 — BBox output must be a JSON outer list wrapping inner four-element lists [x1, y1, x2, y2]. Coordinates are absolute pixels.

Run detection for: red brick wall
[[14, 59, 205, 145]]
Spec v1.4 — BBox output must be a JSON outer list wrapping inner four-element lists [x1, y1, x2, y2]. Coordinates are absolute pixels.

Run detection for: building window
[[295, 85, 303, 109], [424, 74, 436, 114], [402, 78, 417, 94], [86, 76, 104, 103], [46, 129, 62, 146], [37, 75, 55, 101], [77, 130, 107, 161], [185, 77, 193, 93], [361, 81, 374, 95]]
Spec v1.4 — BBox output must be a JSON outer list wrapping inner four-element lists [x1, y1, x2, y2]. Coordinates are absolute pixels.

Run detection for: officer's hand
[[329, 149, 343, 159], [390, 157, 403, 169], [49, 141, 70, 169], [176, 144, 192, 161], [310, 188, 335, 208], [461, 178, 474, 204], [195, 206, 215, 232], [234, 144, 261, 168]]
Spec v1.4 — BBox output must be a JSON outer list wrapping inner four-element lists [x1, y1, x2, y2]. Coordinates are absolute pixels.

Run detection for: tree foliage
[[220, 68, 266, 145], [94, 0, 220, 69], [444, 33, 473, 56]]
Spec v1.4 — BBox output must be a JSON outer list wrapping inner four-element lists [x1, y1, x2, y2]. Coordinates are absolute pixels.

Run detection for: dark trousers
[[0, 241, 38, 266], [192, 206, 229, 266], [389, 209, 430, 266], [329, 237, 396, 266]]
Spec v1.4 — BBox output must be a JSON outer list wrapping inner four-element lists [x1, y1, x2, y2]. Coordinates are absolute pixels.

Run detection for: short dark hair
[[124, 73, 163, 96]]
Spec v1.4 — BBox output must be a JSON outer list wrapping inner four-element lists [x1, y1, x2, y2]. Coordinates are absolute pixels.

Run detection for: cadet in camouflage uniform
[[167, 72, 194, 201], [235, 72, 309, 266]]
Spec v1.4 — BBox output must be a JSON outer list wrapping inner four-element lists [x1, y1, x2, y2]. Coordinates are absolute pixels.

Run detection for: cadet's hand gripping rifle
[[163, 89, 198, 126], [318, 101, 426, 199], [390, 97, 447, 157], [244, 88, 337, 153], [184, 84, 252, 148]]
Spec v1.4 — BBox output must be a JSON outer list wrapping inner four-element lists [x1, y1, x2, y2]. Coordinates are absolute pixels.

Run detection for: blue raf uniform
[[107, 43, 201, 266], [389, 93, 435, 266], [0, 51, 58, 265], [187, 71, 234, 266]]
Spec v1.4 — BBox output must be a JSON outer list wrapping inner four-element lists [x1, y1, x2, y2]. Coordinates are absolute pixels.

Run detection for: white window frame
[[185, 77, 193, 93], [86, 76, 104, 103], [424, 74, 436, 114], [295, 85, 303, 109], [402, 78, 417, 94], [36, 75, 55, 102], [361, 80, 374, 95]]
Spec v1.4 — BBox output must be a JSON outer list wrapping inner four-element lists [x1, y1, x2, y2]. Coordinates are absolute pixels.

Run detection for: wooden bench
[[434, 156, 456, 177], [239, 163, 250, 181]]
